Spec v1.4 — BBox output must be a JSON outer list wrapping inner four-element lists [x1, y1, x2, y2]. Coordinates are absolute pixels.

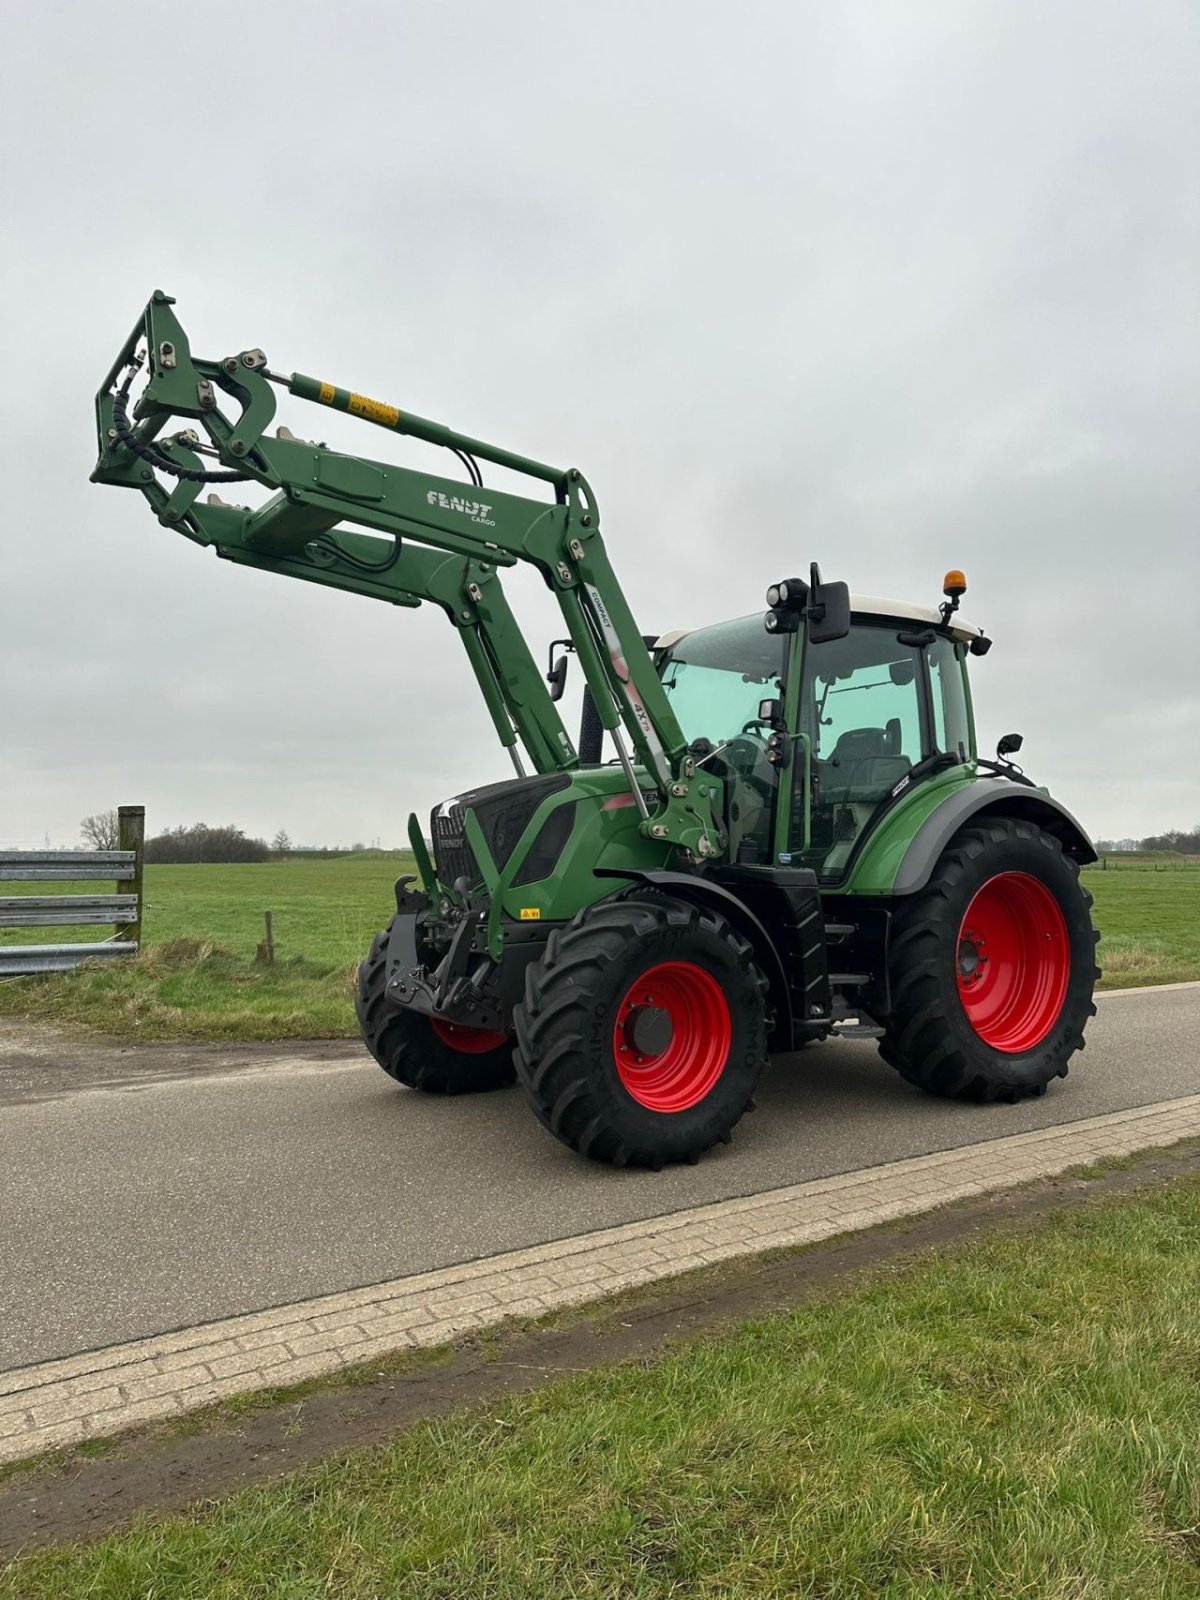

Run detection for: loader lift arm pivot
[[93, 293, 723, 858]]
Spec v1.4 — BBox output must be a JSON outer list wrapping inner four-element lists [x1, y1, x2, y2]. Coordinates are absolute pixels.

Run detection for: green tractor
[[93, 295, 1101, 1168]]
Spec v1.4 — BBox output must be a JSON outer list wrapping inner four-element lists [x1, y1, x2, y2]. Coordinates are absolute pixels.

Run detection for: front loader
[[92, 294, 1101, 1167]]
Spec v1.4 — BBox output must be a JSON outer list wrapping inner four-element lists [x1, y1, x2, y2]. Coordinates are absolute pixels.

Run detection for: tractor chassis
[[381, 869, 894, 1052]]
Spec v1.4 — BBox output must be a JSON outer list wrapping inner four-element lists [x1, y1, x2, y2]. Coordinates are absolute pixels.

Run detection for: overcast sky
[[2, 0, 1197, 848]]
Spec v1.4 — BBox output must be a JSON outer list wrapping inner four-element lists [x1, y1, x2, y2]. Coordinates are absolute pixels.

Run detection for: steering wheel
[[719, 732, 776, 803]]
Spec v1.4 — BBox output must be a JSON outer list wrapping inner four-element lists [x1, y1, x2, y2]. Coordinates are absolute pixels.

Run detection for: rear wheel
[[513, 893, 768, 1167], [880, 818, 1100, 1101], [355, 921, 515, 1093]]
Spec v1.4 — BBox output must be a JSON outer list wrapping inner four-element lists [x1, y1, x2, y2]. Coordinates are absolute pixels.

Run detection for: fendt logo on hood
[[426, 490, 495, 527]]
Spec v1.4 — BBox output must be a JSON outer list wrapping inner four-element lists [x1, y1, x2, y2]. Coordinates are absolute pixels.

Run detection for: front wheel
[[513, 893, 769, 1168], [355, 921, 515, 1093], [879, 818, 1100, 1102]]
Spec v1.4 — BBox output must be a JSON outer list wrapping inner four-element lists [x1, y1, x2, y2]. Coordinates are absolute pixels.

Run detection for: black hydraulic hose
[[304, 531, 401, 575], [451, 446, 483, 487], [109, 365, 254, 484]]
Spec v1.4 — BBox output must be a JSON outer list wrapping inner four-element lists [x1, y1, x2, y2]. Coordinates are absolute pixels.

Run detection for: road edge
[[4, 1090, 1200, 1467]]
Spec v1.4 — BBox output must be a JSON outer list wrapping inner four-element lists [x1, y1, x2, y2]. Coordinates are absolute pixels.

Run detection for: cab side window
[[928, 637, 971, 760], [797, 625, 924, 878]]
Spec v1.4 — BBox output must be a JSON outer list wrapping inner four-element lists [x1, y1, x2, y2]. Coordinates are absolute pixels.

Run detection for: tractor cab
[[656, 583, 986, 883]]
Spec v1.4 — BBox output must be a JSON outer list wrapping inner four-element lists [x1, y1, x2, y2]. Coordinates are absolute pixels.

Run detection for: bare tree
[[272, 829, 293, 856], [80, 810, 119, 850]]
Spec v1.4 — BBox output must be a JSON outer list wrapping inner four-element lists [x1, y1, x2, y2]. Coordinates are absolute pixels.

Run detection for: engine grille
[[431, 805, 477, 889], [430, 774, 574, 891]]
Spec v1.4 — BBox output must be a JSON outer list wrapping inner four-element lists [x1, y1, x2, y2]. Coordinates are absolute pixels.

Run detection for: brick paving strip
[[3, 1091, 1199, 1466]]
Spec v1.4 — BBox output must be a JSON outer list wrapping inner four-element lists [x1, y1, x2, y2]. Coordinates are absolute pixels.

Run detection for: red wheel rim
[[612, 960, 731, 1113], [956, 871, 1070, 1053], [429, 1017, 508, 1054]]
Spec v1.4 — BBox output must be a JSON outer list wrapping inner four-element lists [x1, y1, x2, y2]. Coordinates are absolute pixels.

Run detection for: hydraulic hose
[[304, 531, 401, 575], [109, 364, 253, 485]]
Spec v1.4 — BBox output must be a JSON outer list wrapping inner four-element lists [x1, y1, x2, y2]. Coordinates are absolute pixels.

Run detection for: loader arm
[[157, 464, 575, 778], [92, 293, 723, 859]]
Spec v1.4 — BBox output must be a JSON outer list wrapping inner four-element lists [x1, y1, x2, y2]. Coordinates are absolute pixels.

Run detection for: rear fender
[[891, 780, 1097, 896]]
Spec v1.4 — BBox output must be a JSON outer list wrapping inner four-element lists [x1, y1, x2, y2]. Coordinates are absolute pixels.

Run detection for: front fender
[[596, 868, 795, 1048]]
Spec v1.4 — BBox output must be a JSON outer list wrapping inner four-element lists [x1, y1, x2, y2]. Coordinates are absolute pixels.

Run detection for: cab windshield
[[659, 616, 786, 866], [659, 615, 785, 744]]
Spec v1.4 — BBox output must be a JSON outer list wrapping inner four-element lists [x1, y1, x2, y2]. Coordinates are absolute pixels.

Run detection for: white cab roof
[[849, 594, 983, 642], [655, 597, 984, 653]]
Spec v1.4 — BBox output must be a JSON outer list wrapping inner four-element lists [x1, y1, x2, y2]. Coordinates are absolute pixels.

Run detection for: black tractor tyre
[[512, 893, 769, 1168], [355, 921, 516, 1094], [879, 817, 1100, 1103]]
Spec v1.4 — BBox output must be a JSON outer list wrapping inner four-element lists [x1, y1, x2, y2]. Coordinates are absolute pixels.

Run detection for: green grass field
[[0, 853, 416, 1040], [1085, 864, 1200, 988], [5, 1172, 1200, 1597], [0, 854, 1194, 1042]]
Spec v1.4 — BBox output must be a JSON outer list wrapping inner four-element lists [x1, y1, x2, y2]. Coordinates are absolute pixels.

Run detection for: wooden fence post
[[117, 805, 145, 949]]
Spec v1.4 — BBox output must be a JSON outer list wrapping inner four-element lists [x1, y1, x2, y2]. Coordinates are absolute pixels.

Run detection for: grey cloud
[[2, 0, 1197, 848]]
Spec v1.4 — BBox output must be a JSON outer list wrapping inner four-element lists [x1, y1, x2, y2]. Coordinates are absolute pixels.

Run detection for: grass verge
[[5, 1173, 1200, 1597], [0, 937, 360, 1042]]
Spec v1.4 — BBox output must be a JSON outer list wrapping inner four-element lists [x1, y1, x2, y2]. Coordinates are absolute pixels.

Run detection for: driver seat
[[817, 724, 912, 873]]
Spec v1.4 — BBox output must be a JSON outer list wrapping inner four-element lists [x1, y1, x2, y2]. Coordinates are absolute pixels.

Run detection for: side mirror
[[806, 562, 851, 644], [546, 638, 574, 702], [997, 732, 1023, 757], [547, 654, 569, 702]]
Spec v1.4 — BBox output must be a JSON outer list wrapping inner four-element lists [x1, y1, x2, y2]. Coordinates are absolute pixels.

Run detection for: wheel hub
[[621, 1002, 673, 1060], [429, 1017, 508, 1054], [957, 930, 986, 984]]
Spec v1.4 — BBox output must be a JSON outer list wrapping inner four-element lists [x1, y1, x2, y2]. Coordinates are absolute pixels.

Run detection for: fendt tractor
[[92, 294, 1101, 1167]]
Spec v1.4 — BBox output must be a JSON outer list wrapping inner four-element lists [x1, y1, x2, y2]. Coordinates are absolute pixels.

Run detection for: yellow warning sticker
[[519, 908, 541, 921], [318, 381, 336, 405], [348, 391, 400, 428]]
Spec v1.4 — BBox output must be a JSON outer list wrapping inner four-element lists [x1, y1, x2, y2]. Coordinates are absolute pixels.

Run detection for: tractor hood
[[430, 772, 575, 892], [426, 764, 671, 923]]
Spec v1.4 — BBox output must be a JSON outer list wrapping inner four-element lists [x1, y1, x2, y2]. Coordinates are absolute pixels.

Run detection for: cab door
[[786, 623, 929, 880]]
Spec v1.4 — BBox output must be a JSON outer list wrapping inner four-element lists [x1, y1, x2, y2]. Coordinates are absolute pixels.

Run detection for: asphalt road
[[1, 985, 1196, 1371]]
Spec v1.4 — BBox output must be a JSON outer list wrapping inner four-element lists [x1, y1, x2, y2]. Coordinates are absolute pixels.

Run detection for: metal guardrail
[[0, 807, 145, 976]]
